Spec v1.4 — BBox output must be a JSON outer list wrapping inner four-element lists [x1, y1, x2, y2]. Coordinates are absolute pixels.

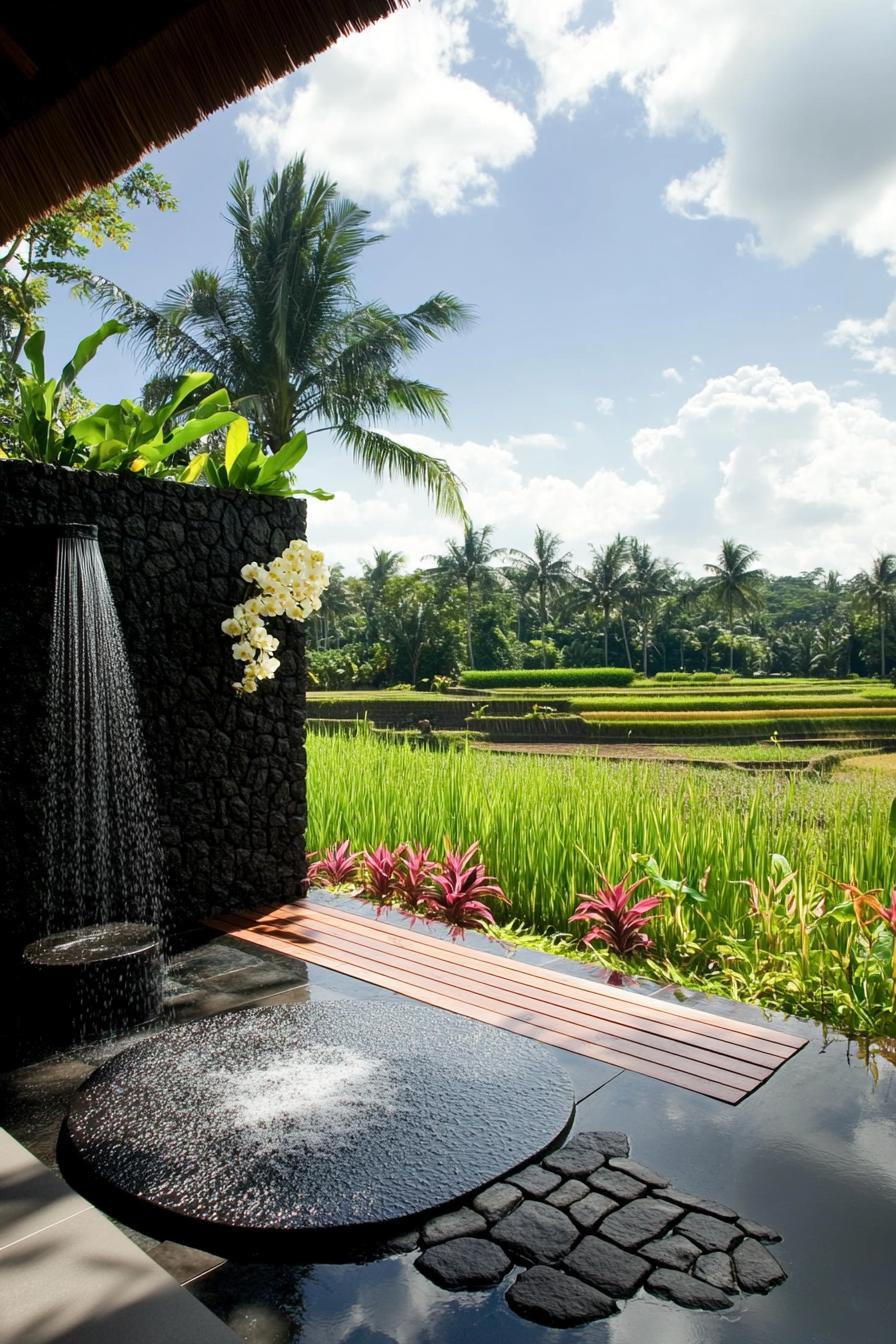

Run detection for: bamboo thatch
[[0, 1, 405, 243]]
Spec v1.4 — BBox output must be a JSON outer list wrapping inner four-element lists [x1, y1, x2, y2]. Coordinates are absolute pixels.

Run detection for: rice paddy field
[[307, 733, 896, 1035]]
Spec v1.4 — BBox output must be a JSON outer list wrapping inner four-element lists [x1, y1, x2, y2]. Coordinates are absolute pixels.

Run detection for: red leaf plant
[[393, 844, 440, 910], [306, 840, 360, 889], [362, 845, 400, 901], [424, 842, 509, 936], [569, 873, 665, 956]]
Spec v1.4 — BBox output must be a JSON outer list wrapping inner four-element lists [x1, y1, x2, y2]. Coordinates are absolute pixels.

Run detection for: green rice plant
[[459, 668, 637, 688], [306, 733, 896, 1032], [568, 694, 880, 713]]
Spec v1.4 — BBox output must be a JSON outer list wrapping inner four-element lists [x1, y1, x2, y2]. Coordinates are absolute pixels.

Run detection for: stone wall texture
[[0, 461, 308, 944]]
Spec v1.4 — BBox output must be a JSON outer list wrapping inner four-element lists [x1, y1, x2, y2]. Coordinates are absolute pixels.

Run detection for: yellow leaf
[[225, 417, 250, 472], [129, 457, 148, 473], [179, 452, 208, 484]]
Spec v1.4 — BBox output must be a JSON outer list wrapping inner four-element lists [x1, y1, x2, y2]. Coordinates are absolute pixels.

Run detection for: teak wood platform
[[206, 900, 807, 1105]]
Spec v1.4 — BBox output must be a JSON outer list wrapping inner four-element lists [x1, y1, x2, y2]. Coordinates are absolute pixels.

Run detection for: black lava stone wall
[[0, 461, 308, 945]]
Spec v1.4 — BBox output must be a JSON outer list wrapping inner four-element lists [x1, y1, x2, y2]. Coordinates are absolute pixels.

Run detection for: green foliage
[[306, 736, 896, 1026], [655, 671, 722, 683], [459, 668, 637, 688], [201, 417, 333, 497], [1, 163, 176, 374], [2, 322, 127, 464], [1, 322, 240, 475], [75, 374, 236, 476], [307, 735, 896, 1032], [90, 156, 470, 519], [568, 694, 884, 713]]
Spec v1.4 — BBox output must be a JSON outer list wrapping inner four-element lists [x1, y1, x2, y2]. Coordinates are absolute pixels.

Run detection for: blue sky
[[43, 0, 896, 576]]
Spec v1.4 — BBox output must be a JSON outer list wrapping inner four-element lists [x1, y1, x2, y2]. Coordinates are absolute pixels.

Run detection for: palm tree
[[508, 528, 575, 667], [852, 552, 896, 676], [702, 540, 765, 673], [311, 562, 352, 649], [90, 157, 471, 518], [627, 540, 676, 676], [429, 524, 504, 668], [579, 534, 631, 666], [501, 565, 537, 641], [359, 548, 405, 645]]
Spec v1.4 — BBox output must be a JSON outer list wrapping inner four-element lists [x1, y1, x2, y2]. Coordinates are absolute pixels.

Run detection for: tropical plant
[[1, 322, 126, 464], [393, 844, 441, 909], [569, 873, 665, 955], [430, 523, 505, 668], [424, 841, 509, 935], [200, 416, 332, 497], [703, 540, 765, 673], [507, 528, 575, 668], [362, 845, 400, 901], [852, 553, 896, 677], [90, 156, 471, 518], [2, 324, 237, 475], [579, 534, 632, 667], [307, 840, 361, 888]]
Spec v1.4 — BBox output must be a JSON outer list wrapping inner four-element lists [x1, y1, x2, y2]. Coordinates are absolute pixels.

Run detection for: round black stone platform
[[23, 922, 162, 1047], [58, 1001, 575, 1259]]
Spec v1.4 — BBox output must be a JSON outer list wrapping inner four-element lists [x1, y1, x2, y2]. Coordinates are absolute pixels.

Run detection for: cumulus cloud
[[594, 396, 614, 414], [500, 0, 896, 267], [237, 0, 534, 222], [632, 365, 896, 572], [306, 368, 896, 576], [662, 367, 683, 383], [827, 297, 896, 375]]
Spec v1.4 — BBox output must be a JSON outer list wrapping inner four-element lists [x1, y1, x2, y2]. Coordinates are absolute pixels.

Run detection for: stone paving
[[412, 1130, 786, 1327]]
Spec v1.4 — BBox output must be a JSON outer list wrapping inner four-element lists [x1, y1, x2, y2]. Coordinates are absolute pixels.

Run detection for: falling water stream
[[25, 524, 168, 1041]]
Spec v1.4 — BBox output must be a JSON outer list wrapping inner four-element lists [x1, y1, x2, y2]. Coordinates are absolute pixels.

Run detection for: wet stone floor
[[1, 905, 895, 1344]]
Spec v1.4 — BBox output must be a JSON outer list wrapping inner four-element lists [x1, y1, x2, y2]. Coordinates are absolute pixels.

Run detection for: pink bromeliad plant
[[569, 873, 665, 956], [362, 845, 400, 901], [306, 840, 360, 889], [424, 842, 509, 936], [393, 844, 441, 910]]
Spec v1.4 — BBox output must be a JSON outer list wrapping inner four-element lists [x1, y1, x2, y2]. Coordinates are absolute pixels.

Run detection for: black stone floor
[[1, 900, 895, 1343]]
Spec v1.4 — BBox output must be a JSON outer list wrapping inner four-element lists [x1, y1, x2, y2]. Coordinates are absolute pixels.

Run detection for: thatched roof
[[0, 1, 405, 243]]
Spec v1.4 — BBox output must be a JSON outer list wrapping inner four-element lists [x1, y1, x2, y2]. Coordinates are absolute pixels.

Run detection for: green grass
[[459, 668, 637, 688], [568, 694, 885, 713], [668, 743, 859, 762], [473, 712, 896, 742], [307, 733, 896, 1034]]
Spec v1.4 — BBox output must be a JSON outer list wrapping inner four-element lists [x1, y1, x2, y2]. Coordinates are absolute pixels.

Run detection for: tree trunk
[[603, 604, 610, 667], [540, 586, 547, 667], [881, 600, 886, 677], [466, 580, 475, 669], [620, 613, 632, 669], [642, 621, 649, 676]]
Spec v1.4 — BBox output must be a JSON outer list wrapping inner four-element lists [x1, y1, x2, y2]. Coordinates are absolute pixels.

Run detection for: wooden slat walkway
[[206, 900, 807, 1105]]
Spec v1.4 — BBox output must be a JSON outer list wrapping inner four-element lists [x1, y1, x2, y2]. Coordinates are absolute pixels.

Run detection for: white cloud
[[594, 396, 615, 414], [632, 364, 896, 572], [504, 432, 566, 449], [307, 368, 896, 576], [236, 0, 535, 222], [500, 0, 896, 268], [305, 435, 661, 569], [691, 355, 703, 365], [828, 296, 896, 375], [662, 367, 683, 383]]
